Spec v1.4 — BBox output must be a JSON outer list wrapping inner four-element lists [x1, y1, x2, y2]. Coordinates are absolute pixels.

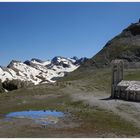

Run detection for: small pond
[[6, 110, 64, 126]]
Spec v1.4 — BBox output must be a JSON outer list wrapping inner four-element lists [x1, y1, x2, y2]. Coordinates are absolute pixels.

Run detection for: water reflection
[[6, 110, 64, 126]]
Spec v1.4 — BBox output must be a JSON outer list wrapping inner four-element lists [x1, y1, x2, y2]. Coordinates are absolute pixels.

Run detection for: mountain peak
[[31, 58, 43, 63], [7, 60, 22, 68], [71, 56, 79, 61], [123, 21, 140, 36]]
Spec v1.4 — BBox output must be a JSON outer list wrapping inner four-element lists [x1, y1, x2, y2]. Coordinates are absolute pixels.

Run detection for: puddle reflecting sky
[[6, 110, 64, 126]]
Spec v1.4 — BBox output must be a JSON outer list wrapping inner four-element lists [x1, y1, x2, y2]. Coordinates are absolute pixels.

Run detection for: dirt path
[[62, 86, 140, 128]]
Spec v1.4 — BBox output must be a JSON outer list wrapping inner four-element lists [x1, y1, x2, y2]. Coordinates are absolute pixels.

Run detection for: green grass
[[124, 69, 140, 81], [61, 67, 140, 93], [60, 68, 112, 91], [64, 100, 140, 136], [75, 109, 139, 136]]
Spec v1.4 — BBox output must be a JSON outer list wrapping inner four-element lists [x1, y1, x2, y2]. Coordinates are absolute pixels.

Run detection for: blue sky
[[1, 2, 140, 65]]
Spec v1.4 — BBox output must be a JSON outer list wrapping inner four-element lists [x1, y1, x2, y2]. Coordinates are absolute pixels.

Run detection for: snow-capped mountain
[[0, 56, 88, 85]]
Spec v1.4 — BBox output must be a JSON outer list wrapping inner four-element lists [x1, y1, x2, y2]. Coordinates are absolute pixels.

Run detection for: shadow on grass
[[100, 96, 114, 101], [100, 96, 140, 103]]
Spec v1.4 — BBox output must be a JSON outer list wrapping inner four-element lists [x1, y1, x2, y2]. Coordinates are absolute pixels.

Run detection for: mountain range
[[0, 56, 88, 91]]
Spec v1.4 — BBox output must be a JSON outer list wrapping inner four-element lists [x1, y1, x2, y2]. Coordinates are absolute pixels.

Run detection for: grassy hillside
[[60, 67, 140, 94], [81, 22, 140, 68]]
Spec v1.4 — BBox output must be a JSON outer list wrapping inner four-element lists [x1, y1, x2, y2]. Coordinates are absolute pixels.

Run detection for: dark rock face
[[51, 56, 64, 65], [82, 21, 140, 69], [72, 56, 79, 61], [24, 60, 38, 68], [31, 58, 43, 63], [24, 60, 31, 66], [124, 23, 140, 36], [51, 56, 69, 68]]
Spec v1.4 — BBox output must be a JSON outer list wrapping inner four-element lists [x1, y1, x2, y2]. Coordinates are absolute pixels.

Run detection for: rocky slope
[[0, 56, 88, 91], [81, 20, 140, 69]]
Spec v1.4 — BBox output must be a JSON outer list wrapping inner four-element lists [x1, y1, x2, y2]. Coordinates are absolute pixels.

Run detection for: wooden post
[[111, 60, 124, 98]]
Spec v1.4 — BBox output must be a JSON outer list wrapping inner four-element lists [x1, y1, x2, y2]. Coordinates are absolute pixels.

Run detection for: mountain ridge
[[0, 56, 88, 91], [80, 21, 140, 69]]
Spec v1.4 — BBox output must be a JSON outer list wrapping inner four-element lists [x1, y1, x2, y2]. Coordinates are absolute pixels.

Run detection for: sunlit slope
[[81, 21, 140, 69]]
